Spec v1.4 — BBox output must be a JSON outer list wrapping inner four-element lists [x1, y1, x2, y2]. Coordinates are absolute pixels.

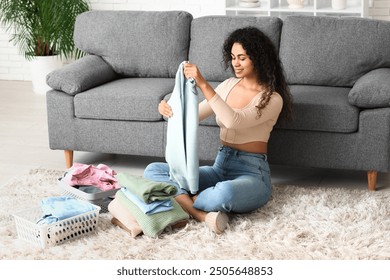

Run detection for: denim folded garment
[[37, 196, 97, 225]]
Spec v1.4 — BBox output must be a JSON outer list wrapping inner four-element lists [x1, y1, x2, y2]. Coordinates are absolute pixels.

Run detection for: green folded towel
[[115, 190, 189, 238], [116, 173, 177, 203]]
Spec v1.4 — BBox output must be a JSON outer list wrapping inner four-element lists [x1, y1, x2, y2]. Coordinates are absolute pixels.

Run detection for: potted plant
[[0, 0, 90, 94]]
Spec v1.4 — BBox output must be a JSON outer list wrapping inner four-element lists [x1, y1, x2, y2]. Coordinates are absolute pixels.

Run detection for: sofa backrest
[[189, 16, 283, 82], [280, 16, 390, 87], [73, 10, 192, 78]]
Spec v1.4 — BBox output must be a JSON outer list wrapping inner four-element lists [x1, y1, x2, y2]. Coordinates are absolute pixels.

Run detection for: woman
[[144, 27, 293, 234]]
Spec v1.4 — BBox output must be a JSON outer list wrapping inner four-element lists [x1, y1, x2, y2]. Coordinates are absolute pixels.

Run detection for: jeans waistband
[[219, 145, 267, 160]]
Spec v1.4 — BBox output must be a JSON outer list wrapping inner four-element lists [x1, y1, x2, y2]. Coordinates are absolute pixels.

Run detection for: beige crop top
[[199, 77, 283, 144]]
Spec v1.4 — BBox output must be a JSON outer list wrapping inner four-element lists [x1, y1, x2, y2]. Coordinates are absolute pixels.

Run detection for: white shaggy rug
[[0, 168, 389, 260]]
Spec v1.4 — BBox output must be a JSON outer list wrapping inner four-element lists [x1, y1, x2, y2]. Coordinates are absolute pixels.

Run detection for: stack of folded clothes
[[108, 173, 189, 238]]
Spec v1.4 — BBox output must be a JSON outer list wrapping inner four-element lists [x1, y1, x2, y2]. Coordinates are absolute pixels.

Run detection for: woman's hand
[[183, 62, 216, 101], [183, 62, 207, 89], [158, 100, 173, 118]]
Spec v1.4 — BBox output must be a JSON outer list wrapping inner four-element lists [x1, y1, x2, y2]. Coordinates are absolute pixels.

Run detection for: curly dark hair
[[223, 27, 293, 122]]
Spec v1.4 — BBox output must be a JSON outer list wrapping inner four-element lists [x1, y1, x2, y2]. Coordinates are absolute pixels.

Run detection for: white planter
[[287, 0, 305, 9], [30, 55, 63, 95], [332, 0, 347, 10]]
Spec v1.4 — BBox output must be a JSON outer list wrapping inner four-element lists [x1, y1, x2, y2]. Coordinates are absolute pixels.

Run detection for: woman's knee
[[143, 162, 168, 179], [194, 180, 271, 213], [193, 182, 236, 212], [143, 162, 156, 178]]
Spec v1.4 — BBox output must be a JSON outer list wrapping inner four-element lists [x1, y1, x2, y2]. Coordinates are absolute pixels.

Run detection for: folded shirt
[[120, 187, 173, 215], [116, 173, 177, 203], [115, 190, 188, 238], [37, 196, 97, 225]]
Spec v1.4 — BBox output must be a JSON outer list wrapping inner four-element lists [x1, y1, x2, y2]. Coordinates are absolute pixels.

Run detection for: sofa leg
[[64, 150, 74, 169], [367, 170, 377, 191]]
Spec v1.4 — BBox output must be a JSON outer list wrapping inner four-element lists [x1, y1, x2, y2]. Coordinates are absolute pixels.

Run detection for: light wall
[[0, 0, 389, 81]]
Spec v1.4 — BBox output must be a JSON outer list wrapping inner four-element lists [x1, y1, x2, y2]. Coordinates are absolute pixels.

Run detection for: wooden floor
[[1, 80, 389, 191]]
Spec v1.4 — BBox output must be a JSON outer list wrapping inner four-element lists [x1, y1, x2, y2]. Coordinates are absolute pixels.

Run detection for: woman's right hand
[[158, 100, 173, 118]]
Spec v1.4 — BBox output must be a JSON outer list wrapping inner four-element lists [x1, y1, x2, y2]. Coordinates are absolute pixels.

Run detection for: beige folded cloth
[[108, 198, 143, 237]]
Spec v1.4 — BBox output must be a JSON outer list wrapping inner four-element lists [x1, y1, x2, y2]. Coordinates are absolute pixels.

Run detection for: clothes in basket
[[37, 196, 98, 225], [62, 163, 120, 191]]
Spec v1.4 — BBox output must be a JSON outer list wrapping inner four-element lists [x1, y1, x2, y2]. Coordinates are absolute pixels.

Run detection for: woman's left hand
[[183, 62, 207, 89]]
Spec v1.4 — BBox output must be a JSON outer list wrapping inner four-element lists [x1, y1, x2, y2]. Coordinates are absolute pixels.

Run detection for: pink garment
[[63, 163, 120, 191]]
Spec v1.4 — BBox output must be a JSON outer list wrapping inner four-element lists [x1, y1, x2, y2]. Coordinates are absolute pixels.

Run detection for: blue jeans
[[143, 145, 272, 213]]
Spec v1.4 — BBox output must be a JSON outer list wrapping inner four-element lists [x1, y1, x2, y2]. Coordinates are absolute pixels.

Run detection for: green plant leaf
[[0, 0, 90, 60]]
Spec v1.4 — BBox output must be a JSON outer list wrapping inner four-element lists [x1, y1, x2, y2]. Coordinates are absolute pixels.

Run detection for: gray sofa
[[46, 11, 390, 191]]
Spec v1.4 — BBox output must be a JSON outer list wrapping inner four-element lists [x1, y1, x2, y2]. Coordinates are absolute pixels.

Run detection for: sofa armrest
[[46, 55, 118, 95], [348, 68, 390, 108]]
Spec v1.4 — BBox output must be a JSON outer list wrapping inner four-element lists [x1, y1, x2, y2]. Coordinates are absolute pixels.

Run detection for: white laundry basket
[[57, 177, 119, 213], [13, 204, 100, 248]]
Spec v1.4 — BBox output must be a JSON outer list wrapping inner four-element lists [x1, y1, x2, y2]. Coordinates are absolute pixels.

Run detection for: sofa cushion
[[276, 85, 359, 133], [46, 55, 117, 95], [74, 78, 174, 121], [166, 82, 359, 133], [74, 11, 192, 78], [348, 68, 390, 108], [280, 16, 390, 87], [189, 16, 283, 82]]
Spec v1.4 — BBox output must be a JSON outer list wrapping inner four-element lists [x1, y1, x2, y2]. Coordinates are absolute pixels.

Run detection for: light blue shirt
[[37, 196, 97, 225], [165, 61, 199, 194], [120, 187, 173, 215]]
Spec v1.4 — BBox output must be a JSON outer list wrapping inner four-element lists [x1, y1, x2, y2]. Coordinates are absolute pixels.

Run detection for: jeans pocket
[[261, 168, 272, 188], [259, 159, 270, 173], [258, 160, 271, 188]]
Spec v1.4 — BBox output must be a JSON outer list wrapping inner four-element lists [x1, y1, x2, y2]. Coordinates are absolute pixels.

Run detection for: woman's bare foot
[[205, 211, 229, 234], [175, 194, 229, 234]]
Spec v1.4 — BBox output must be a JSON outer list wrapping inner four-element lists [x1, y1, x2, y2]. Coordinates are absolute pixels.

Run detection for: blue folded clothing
[[120, 187, 173, 215], [37, 196, 97, 225]]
